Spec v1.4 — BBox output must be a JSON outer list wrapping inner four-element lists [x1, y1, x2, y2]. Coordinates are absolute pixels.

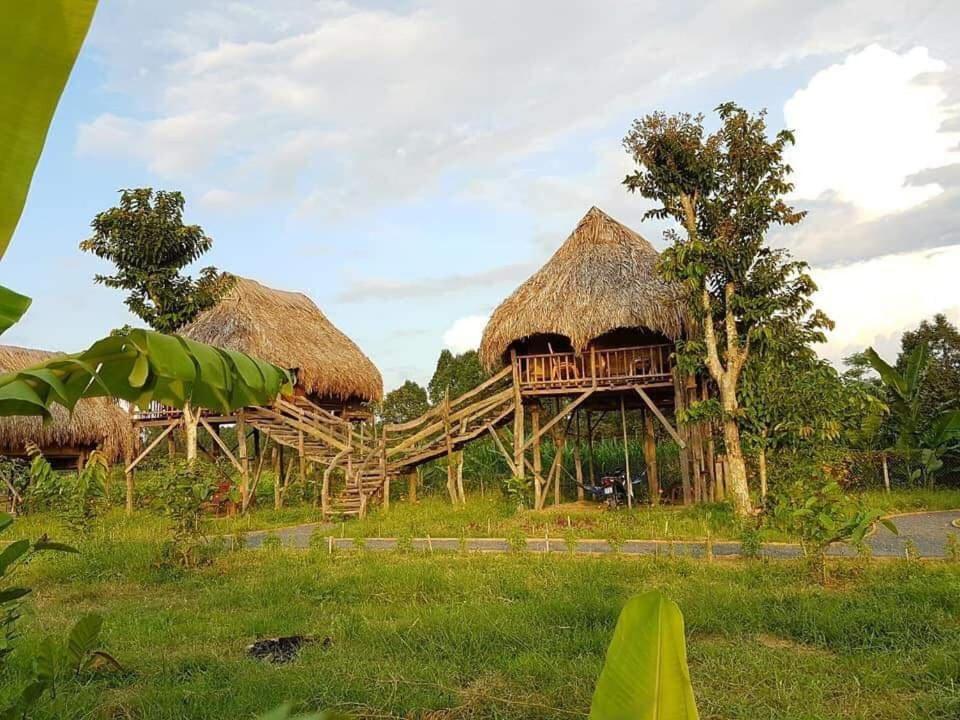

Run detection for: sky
[[5, 0, 960, 391]]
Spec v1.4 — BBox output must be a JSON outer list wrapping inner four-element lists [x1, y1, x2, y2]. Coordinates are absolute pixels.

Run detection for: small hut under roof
[[181, 276, 382, 413], [480, 206, 686, 370], [0, 346, 135, 468]]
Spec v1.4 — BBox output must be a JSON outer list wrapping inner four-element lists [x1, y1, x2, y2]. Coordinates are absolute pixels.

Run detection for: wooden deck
[[513, 344, 672, 395]]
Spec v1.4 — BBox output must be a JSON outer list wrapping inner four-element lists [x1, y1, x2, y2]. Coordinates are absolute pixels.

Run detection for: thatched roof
[[0, 346, 135, 462], [480, 206, 686, 369], [181, 277, 383, 403]]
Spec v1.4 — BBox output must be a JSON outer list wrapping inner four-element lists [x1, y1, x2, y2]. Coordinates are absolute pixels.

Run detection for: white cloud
[[442, 314, 488, 354], [79, 1, 954, 218], [812, 244, 960, 363], [785, 45, 960, 219]]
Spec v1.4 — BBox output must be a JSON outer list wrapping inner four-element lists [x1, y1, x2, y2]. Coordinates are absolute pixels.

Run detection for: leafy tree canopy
[[380, 380, 430, 425], [898, 313, 960, 423], [427, 349, 486, 405], [80, 188, 233, 333]]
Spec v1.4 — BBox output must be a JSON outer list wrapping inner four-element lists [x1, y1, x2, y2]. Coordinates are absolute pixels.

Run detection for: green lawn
[[3, 514, 959, 719], [206, 487, 960, 544]]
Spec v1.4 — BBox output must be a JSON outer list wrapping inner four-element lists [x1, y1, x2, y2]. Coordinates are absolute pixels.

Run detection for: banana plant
[[589, 591, 700, 720], [865, 344, 960, 486]]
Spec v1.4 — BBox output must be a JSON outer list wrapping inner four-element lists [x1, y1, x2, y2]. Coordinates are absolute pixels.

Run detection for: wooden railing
[[514, 344, 672, 391]]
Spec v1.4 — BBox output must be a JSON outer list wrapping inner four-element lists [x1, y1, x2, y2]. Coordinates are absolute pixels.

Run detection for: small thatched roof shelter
[[182, 276, 383, 405], [480, 206, 686, 369], [0, 346, 135, 463]]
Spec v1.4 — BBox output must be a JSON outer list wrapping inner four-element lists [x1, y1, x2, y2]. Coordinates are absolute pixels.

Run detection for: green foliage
[[0, 327, 292, 419], [0, 513, 77, 671], [506, 526, 527, 553], [624, 104, 830, 370], [26, 450, 109, 534], [0, 1, 97, 260], [427, 349, 486, 405], [152, 460, 217, 567], [0, 457, 29, 514], [589, 591, 699, 719], [773, 475, 895, 583], [80, 188, 234, 333], [865, 343, 960, 486], [501, 475, 532, 508], [738, 521, 764, 560], [379, 380, 429, 424]]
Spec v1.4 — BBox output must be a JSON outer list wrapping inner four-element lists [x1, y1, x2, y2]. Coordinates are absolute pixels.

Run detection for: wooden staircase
[[242, 365, 515, 518]]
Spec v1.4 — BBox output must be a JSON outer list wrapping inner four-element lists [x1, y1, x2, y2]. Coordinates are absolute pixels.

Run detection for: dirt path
[[243, 510, 960, 558]]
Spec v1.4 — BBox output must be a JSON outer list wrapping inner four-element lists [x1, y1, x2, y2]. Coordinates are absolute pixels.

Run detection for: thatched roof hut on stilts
[[0, 345, 135, 470], [480, 206, 708, 508], [128, 276, 383, 515]]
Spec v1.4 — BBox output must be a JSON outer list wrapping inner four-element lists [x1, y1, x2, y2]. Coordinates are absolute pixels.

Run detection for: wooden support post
[[273, 446, 281, 510], [183, 402, 200, 463], [167, 433, 176, 460], [442, 391, 458, 505], [673, 369, 692, 505], [531, 402, 543, 510], [620, 395, 632, 509], [381, 429, 389, 512], [126, 419, 179, 474], [298, 429, 306, 486], [882, 452, 891, 493], [758, 443, 768, 500], [574, 412, 584, 501], [407, 469, 418, 503], [511, 350, 525, 481], [236, 411, 249, 510], [642, 408, 659, 505], [586, 410, 596, 487]]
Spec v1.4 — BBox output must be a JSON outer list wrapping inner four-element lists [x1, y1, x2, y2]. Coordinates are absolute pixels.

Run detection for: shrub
[[151, 460, 218, 567]]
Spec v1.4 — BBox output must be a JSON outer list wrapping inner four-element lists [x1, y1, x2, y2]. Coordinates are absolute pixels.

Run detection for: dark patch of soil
[[246, 635, 331, 663]]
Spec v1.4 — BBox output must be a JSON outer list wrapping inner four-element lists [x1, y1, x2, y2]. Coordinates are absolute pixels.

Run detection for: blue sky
[[5, 1, 960, 390]]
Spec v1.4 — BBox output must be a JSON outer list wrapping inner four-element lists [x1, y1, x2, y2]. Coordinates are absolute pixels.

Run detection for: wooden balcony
[[514, 344, 673, 395]]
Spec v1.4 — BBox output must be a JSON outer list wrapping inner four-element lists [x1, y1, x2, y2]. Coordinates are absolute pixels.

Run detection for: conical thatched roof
[[480, 206, 686, 369], [181, 277, 383, 403], [0, 346, 135, 462]]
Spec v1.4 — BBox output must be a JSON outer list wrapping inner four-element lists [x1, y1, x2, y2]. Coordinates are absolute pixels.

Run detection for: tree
[[865, 343, 960, 487], [80, 188, 233, 334], [898, 314, 960, 427], [380, 381, 430, 425], [623, 103, 830, 515], [427, 349, 486, 404]]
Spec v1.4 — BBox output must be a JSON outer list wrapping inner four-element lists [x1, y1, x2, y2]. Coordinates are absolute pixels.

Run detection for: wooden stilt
[[642, 408, 659, 505], [236, 411, 249, 510], [511, 350, 525, 481], [586, 410, 596, 487], [673, 369, 692, 505], [620, 395, 632, 509], [574, 412, 584, 501], [273, 446, 281, 509], [531, 403, 543, 509]]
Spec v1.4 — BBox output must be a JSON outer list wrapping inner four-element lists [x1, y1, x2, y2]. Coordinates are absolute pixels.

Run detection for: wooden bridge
[[131, 344, 683, 518]]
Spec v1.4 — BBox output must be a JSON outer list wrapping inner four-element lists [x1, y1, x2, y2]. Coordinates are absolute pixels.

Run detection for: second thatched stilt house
[[0, 345, 135, 470], [182, 276, 383, 416], [478, 206, 709, 507]]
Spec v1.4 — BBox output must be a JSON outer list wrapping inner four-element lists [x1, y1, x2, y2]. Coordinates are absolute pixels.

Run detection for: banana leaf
[[589, 591, 699, 720]]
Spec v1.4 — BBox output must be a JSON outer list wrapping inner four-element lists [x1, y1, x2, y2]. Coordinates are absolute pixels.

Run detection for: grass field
[[208, 487, 960, 543], [3, 514, 960, 719]]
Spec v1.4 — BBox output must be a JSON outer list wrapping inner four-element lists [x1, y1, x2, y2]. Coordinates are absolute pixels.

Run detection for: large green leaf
[[589, 591, 700, 720], [0, 285, 32, 335], [66, 613, 102, 670], [0, 329, 292, 418], [0, 1, 98, 258]]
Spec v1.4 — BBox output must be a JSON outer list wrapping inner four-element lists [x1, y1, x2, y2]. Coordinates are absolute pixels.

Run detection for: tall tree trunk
[[758, 446, 768, 499]]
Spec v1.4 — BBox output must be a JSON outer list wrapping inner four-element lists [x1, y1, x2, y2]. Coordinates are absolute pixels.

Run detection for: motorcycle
[[580, 469, 646, 509]]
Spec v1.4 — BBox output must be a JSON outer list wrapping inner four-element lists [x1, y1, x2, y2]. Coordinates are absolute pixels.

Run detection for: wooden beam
[[199, 417, 243, 473], [633, 386, 685, 448], [487, 426, 518, 477], [125, 420, 178, 473], [522, 388, 595, 452]]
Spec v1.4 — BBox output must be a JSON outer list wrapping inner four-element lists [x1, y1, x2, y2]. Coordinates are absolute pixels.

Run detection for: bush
[[151, 460, 218, 567]]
